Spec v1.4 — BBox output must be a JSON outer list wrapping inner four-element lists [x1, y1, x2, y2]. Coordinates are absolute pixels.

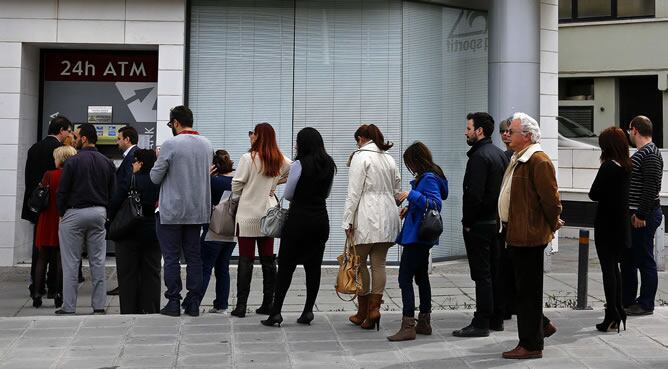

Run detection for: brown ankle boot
[[415, 312, 432, 335], [387, 316, 416, 341], [349, 294, 369, 326], [361, 294, 383, 331]]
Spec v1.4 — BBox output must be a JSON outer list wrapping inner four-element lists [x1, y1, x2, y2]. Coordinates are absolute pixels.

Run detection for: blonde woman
[[32, 145, 77, 309], [343, 124, 401, 330]]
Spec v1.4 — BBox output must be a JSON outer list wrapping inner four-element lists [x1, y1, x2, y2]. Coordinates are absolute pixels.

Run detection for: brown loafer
[[544, 322, 557, 337], [502, 345, 543, 359]]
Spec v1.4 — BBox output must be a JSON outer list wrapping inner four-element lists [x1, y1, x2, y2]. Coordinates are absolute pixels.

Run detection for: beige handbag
[[335, 234, 362, 301]]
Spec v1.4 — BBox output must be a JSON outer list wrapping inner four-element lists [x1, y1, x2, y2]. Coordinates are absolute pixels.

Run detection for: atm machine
[[40, 49, 159, 254]]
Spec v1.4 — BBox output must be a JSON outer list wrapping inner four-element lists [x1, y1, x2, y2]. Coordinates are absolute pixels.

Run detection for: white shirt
[[123, 145, 136, 158]]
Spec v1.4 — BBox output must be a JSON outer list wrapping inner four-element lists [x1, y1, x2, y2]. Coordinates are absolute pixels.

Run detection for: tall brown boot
[[361, 294, 383, 331], [415, 312, 432, 335], [349, 294, 369, 325], [387, 316, 416, 341]]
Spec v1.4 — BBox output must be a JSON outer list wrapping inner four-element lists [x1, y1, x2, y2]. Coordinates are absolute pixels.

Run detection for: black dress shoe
[[297, 311, 314, 325], [93, 309, 106, 315], [490, 322, 504, 332], [106, 287, 119, 296], [625, 304, 653, 316], [55, 309, 74, 315], [160, 300, 181, 317], [452, 324, 490, 337], [32, 297, 42, 308], [184, 301, 200, 317]]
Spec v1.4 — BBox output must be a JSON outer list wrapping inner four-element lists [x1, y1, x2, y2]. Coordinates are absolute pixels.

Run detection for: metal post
[[655, 214, 665, 272], [575, 229, 592, 310]]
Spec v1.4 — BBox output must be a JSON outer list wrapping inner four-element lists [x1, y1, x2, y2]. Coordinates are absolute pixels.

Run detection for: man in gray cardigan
[[151, 105, 213, 317]]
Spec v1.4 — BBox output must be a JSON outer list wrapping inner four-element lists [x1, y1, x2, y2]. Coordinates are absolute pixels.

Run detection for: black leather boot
[[231, 256, 253, 318], [255, 255, 277, 315]]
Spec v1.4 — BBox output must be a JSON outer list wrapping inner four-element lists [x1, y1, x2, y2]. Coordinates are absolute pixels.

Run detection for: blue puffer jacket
[[396, 172, 449, 247]]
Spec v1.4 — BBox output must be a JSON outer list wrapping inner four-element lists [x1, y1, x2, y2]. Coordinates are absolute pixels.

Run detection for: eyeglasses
[[507, 129, 525, 136], [167, 120, 173, 129], [248, 131, 254, 137], [499, 129, 510, 135]]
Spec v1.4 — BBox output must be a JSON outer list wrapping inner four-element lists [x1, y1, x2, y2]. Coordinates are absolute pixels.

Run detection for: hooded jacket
[[396, 172, 449, 247]]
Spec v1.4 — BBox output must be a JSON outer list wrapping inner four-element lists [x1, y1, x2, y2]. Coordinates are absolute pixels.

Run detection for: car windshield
[[558, 117, 596, 138]]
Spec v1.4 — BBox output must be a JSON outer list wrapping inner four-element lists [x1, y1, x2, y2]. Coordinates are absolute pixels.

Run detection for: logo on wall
[[447, 10, 488, 54]]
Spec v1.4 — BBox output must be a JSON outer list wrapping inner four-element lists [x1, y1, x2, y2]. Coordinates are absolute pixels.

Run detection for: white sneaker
[[208, 307, 228, 315]]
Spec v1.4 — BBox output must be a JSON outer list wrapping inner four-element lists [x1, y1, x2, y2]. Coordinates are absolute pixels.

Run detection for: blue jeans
[[622, 208, 663, 310], [155, 213, 202, 303], [200, 226, 236, 309], [398, 245, 431, 317]]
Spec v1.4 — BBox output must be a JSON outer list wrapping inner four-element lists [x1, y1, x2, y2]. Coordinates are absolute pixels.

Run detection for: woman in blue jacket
[[388, 141, 448, 341]]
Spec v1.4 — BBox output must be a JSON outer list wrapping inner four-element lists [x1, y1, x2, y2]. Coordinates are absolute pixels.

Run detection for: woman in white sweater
[[343, 124, 401, 331], [230, 123, 290, 318]]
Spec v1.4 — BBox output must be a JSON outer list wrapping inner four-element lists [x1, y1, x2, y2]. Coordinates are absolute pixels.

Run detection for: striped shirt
[[629, 141, 663, 220]]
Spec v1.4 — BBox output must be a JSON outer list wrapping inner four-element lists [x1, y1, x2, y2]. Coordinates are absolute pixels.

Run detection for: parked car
[[557, 115, 599, 148]]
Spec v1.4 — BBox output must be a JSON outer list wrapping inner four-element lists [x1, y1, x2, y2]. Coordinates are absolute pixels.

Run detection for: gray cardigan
[[150, 133, 213, 225]]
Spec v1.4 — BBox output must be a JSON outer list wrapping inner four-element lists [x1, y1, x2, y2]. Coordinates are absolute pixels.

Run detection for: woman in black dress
[[588, 127, 631, 332], [261, 127, 336, 326]]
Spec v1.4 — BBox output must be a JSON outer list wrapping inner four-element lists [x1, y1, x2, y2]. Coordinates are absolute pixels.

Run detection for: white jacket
[[342, 142, 401, 245]]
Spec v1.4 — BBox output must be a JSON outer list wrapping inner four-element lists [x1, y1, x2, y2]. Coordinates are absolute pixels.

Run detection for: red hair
[[250, 122, 284, 177]]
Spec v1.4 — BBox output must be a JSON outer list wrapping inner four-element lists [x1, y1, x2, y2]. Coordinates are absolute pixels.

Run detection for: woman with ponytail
[[343, 124, 401, 331]]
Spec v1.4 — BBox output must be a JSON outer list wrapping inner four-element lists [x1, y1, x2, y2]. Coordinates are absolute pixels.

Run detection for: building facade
[[0, 0, 558, 266]]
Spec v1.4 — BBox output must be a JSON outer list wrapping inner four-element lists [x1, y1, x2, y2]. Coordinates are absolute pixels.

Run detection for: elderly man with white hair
[[498, 112, 563, 359]]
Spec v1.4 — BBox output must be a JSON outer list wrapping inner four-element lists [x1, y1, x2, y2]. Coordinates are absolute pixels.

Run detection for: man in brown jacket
[[498, 112, 563, 360]]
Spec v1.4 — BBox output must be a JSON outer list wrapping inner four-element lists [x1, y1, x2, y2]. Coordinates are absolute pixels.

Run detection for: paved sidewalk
[[0, 309, 667, 369]]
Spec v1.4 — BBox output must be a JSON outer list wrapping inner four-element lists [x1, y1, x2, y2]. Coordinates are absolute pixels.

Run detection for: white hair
[[512, 112, 541, 143]]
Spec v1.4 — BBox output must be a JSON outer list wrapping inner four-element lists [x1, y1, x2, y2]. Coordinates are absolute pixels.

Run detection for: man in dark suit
[[107, 126, 139, 296], [22, 116, 72, 298]]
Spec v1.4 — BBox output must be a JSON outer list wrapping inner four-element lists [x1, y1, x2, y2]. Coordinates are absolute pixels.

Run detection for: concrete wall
[[0, 0, 186, 265]]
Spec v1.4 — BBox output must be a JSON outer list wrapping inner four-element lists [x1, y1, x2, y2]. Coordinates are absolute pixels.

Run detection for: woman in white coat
[[343, 124, 401, 330]]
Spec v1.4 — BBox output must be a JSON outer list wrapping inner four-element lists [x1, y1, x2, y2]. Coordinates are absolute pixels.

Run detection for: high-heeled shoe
[[297, 311, 314, 325], [261, 313, 283, 327], [596, 318, 621, 333]]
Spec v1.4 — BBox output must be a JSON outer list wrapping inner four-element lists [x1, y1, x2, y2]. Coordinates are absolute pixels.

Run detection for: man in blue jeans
[[151, 106, 212, 317], [623, 115, 663, 316]]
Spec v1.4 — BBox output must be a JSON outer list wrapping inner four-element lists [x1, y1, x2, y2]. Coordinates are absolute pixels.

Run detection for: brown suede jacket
[[506, 150, 562, 247]]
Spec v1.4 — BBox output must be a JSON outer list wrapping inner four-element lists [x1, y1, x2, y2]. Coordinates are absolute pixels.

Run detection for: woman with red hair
[[230, 123, 291, 317]]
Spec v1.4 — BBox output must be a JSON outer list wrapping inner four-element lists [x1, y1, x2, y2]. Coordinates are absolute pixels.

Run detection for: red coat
[[35, 169, 62, 248]]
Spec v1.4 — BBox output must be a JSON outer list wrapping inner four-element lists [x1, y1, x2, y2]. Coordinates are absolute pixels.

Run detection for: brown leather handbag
[[335, 234, 362, 301]]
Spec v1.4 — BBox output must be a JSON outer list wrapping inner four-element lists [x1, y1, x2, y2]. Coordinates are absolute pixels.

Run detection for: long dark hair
[[296, 127, 336, 178], [354, 124, 393, 151], [213, 149, 234, 174], [133, 149, 157, 174], [599, 127, 632, 173], [250, 122, 285, 177], [403, 141, 445, 179]]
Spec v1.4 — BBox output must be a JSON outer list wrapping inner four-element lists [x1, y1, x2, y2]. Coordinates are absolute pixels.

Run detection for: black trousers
[[30, 226, 56, 295], [271, 240, 326, 315], [596, 240, 623, 320], [463, 223, 503, 329], [509, 245, 547, 351], [116, 237, 162, 314], [33, 247, 61, 298], [398, 245, 431, 316]]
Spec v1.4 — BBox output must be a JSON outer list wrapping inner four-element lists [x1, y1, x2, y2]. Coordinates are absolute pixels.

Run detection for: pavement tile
[[122, 343, 177, 357], [182, 323, 230, 334], [235, 352, 290, 365], [126, 334, 177, 345], [234, 331, 284, 343], [181, 333, 230, 345], [177, 353, 232, 366], [118, 354, 176, 368], [0, 359, 58, 369], [65, 345, 121, 357], [70, 335, 124, 347], [179, 342, 231, 355], [288, 340, 343, 352], [56, 357, 118, 369], [131, 324, 180, 336], [0, 320, 29, 330], [77, 325, 129, 337], [235, 342, 288, 353], [21, 327, 77, 338], [15, 336, 70, 348]]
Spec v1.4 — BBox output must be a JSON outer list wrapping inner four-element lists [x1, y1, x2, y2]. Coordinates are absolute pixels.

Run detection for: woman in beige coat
[[230, 123, 290, 318], [343, 124, 401, 330]]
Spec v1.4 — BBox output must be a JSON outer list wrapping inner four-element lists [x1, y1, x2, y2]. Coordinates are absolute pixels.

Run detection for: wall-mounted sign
[[87, 106, 113, 124], [41, 50, 158, 154]]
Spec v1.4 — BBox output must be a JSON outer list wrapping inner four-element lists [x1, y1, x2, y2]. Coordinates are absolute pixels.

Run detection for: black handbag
[[108, 175, 143, 241], [417, 198, 443, 242], [28, 172, 50, 213]]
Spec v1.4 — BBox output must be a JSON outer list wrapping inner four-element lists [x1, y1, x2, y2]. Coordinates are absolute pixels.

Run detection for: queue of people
[[21, 105, 662, 361]]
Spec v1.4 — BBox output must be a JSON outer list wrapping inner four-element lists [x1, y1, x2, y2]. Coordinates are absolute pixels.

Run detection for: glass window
[[618, 0, 655, 17], [577, 0, 612, 18], [559, 0, 573, 20]]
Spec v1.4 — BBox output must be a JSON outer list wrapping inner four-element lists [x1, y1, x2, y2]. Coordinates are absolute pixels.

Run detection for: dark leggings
[[398, 245, 431, 317], [271, 242, 326, 315], [596, 241, 623, 320], [34, 247, 62, 298], [237, 237, 274, 258]]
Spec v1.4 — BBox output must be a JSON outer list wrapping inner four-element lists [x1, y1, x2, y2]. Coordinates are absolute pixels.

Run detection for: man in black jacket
[[453, 112, 509, 337], [22, 116, 72, 298], [106, 126, 139, 296]]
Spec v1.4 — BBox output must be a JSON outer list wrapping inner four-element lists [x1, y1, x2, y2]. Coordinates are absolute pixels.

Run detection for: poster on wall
[[41, 50, 158, 156]]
